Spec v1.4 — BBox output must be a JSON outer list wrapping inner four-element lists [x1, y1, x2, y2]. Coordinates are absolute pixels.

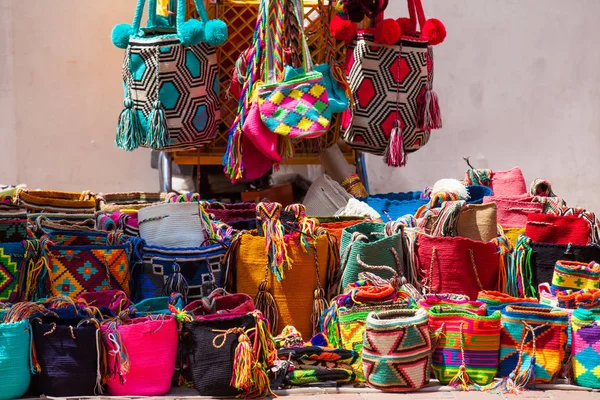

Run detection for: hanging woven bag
[[571, 308, 600, 389], [362, 308, 431, 391]]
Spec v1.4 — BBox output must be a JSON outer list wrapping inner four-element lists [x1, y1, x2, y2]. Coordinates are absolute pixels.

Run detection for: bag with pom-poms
[[111, 0, 226, 152], [338, 0, 445, 167]]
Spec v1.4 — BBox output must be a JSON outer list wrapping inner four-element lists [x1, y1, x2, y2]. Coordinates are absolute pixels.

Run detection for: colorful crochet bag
[[0, 240, 40, 302], [418, 294, 487, 315], [203, 201, 256, 223], [551, 260, 600, 294], [183, 291, 255, 317], [0, 319, 31, 400], [111, 0, 224, 151], [0, 210, 27, 243], [98, 192, 166, 212], [181, 311, 275, 397], [77, 289, 131, 316], [130, 293, 184, 315], [102, 315, 178, 396], [16, 189, 97, 214], [476, 290, 538, 316], [339, 222, 405, 290], [43, 235, 132, 298], [525, 213, 591, 245], [134, 242, 226, 303], [571, 308, 600, 389], [364, 191, 428, 221], [362, 308, 431, 391], [499, 305, 568, 385], [342, 0, 443, 166], [427, 307, 501, 387], [463, 167, 527, 197], [31, 317, 100, 397], [484, 195, 543, 228], [416, 233, 500, 300]]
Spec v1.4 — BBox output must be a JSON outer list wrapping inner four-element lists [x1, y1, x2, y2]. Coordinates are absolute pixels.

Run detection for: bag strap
[[264, 0, 286, 83], [407, 0, 426, 30], [289, 0, 315, 73], [131, 0, 209, 41]]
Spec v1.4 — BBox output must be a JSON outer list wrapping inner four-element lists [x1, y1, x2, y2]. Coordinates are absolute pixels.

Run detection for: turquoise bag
[[130, 293, 184, 316], [0, 320, 31, 400]]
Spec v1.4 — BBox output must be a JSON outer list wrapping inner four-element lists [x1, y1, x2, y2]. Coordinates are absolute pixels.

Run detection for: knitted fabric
[[130, 293, 184, 316], [499, 305, 569, 384], [319, 219, 366, 244], [465, 167, 526, 197], [0, 320, 31, 400], [286, 368, 355, 385], [338, 302, 408, 381], [278, 346, 357, 365], [364, 191, 428, 222], [456, 202, 497, 243], [476, 290, 538, 315], [525, 213, 591, 245], [135, 243, 226, 303], [571, 308, 600, 389], [0, 241, 39, 302], [362, 308, 431, 391], [484, 195, 543, 228], [428, 307, 501, 386], [16, 189, 97, 214], [102, 316, 178, 396], [502, 227, 526, 247], [556, 288, 600, 309], [0, 211, 27, 242], [31, 317, 99, 397], [419, 295, 486, 315], [77, 289, 131, 316], [551, 261, 600, 295]]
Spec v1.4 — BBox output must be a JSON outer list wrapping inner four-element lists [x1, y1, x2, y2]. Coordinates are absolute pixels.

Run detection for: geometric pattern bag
[[551, 261, 600, 295], [112, 0, 223, 151], [0, 241, 40, 303], [571, 308, 600, 389]]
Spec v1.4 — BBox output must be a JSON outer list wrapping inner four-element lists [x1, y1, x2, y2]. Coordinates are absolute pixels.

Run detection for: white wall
[[1, 1, 600, 211]]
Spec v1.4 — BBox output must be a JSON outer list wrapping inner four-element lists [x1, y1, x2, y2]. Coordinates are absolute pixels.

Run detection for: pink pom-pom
[[330, 14, 357, 44], [396, 17, 416, 35], [375, 19, 401, 45], [422, 18, 446, 45]]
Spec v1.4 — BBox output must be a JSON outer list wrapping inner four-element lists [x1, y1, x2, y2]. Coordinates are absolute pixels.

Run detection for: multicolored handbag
[[476, 290, 538, 316], [418, 294, 486, 315], [499, 305, 568, 385], [341, 0, 443, 166], [427, 307, 501, 387], [0, 240, 40, 302], [571, 308, 600, 389], [551, 260, 600, 294], [362, 308, 431, 391], [0, 210, 27, 243], [111, 0, 224, 151], [134, 243, 226, 303]]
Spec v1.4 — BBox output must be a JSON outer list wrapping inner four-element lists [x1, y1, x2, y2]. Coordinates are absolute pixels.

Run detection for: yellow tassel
[[232, 331, 254, 392]]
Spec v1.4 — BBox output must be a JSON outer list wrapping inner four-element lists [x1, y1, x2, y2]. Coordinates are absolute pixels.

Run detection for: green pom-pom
[[204, 19, 228, 46], [179, 19, 204, 46], [112, 23, 133, 49]]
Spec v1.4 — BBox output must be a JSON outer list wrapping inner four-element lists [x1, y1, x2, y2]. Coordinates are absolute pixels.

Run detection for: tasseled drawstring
[[254, 280, 279, 332], [116, 49, 144, 151], [448, 323, 475, 391], [418, 82, 442, 130], [279, 136, 295, 162], [311, 287, 327, 337], [145, 101, 169, 149], [257, 202, 291, 280], [318, 302, 341, 348], [104, 322, 130, 384], [383, 120, 406, 167], [163, 262, 190, 303]]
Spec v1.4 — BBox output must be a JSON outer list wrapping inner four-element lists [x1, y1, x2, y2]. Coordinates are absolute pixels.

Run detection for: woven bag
[[428, 307, 501, 386], [499, 305, 568, 385], [183, 291, 254, 317], [456, 203, 497, 242], [339, 222, 405, 290], [16, 189, 97, 214], [102, 315, 178, 396], [204, 202, 256, 223], [44, 236, 132, 299], [182, 312, 274, 397], [464, 167, 527, 197], [31, 317, 100, 397], [130, 293, 184, 315], [571, 308, 600, 389], [37, 219, 108, 246], [476, 290, 538, 316], [77, 289, 131, 316], [362, 308, 431, 391], [231, 231, 333, 339], [319, 218, 366, 244], [364, 191, 427, 222], [418, 295, 487, 315], [138, 202, 208, 248], [98, 192, 166, 212], [503, 227, 525, 247], [551, 260, 600, 294], [416, 233, 499, 300], [0, 240, 40, 302], [339, 302, 408, 381], [484, 195, 543, 228], [525, 213, 591, 245], [134, 243, 226, 303], [303, 175, 354, 217], [0, 210, 27, 242], [0, 320, 31, 400]]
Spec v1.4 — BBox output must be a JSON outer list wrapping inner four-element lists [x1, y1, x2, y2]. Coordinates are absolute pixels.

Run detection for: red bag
[[183, 291, 255, 318], [416, 233, 499, 300], [484, 195, 543, 228], [525, 213, 591, 245]]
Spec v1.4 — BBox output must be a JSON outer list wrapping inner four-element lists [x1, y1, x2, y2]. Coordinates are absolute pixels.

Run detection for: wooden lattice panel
[[172, 0, 354, 165]]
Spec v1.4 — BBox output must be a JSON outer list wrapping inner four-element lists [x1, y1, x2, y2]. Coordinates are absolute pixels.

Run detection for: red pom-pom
[[396, 17, 416, 35], [375, 19, 401, 45], [330, 15, 357, 44], [422, 18, 446, 45]]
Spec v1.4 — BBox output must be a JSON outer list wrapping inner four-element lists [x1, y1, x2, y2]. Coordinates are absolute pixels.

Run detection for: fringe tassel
[[383, 120, 406, 167], [448, 365, 475, 391], [232, 331, 254, 391], [311, 288, 328, 337], [318, 302, 341, 348], [115, 98, 145, 151], [257, 202, 292, 280], [418, 83, 442, 130], [254, 281, 279, 332], [145, 101, 169, 149], [163, 262, 190, 303], [279, 136, 295, 162]]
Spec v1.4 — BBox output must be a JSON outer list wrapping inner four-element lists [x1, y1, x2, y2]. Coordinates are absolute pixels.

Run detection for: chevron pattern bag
[[111, 0, 225, 151], [341, 0, 443, 167]]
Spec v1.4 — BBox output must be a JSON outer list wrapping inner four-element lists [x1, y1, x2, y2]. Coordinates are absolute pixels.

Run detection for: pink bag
[[243, 102, 282, 163], [465, 167, 527, 197], [103, 316, 178, 396], [241, 133, 275, 180], [484, 195, 543, 228]]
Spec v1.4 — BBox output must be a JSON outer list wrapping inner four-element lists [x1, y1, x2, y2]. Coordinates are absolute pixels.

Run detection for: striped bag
[[551, 261, 600, 295], [571, 308, 600, 389], [363, 308, 431, 391], [428, 307, 501, 387]]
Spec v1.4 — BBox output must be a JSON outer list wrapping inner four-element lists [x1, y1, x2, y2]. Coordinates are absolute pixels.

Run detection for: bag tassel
[[145, 100, 169, 149], [279, 136, 295, 162], [418, 82, 442, 130], [383, 120, 406, 167], [163, 262, 190, 303], [311, 287, 328, 337], [254, 280, 279, 333], [448, 323, 476, 391], [257, 202, 292, 280], [115, 98, 145, 151]]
